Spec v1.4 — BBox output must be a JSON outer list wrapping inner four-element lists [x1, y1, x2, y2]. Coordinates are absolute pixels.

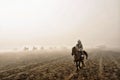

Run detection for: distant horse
[[72, 47, 88, 71]]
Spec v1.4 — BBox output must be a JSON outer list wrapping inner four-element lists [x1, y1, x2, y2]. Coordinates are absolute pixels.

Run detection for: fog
[[0, 0, 120, 51]]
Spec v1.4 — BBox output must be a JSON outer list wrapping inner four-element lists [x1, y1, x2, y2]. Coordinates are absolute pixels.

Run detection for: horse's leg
[[82, 61, 85, 67], [76, 61, 79, 71], [78, 61, 81, 69]]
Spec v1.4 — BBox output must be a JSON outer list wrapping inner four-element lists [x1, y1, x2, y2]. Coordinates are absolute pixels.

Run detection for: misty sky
[[0, 0, 120, 50]]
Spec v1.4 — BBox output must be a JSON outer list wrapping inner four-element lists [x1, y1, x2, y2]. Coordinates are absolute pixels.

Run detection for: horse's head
[[72, 46, 77, 56]]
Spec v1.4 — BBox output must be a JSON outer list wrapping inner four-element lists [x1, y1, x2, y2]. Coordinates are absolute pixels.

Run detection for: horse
[[71, 46, 88, 71]]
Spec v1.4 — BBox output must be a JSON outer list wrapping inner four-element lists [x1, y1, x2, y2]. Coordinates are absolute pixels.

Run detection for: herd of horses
[[71, 46, 88, 71]]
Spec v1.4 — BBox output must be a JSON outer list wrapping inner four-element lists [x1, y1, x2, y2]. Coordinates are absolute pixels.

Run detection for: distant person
[[33, 46, 37, 51], [24, 47, 29, 51]]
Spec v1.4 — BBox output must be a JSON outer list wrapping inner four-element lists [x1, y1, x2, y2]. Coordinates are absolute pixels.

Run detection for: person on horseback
[[75, 40, 84, 60], [72, 40, 83, 62], [71, 40, 88, 70], [75, 40, 83, 52]]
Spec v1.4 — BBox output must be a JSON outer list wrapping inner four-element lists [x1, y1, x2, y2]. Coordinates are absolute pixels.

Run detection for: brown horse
[[72, 46, 88, 71]]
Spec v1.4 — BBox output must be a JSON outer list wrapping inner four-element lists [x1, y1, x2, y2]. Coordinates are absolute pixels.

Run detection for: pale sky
[[0, 0, 120, 50]]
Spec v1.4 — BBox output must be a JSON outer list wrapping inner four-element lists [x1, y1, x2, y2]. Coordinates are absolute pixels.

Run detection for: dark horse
[[72, 47, 88, 71]]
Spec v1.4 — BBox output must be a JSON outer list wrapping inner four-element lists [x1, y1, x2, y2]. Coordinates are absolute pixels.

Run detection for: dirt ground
[[0, 49, 120, 80]]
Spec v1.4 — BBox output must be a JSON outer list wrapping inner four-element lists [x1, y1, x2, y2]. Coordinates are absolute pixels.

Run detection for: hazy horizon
[[0, 0, 120, 51]]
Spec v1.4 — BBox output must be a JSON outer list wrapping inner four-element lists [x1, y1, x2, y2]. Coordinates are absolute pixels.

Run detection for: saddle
[[74, 51, 84, 61], [75, 46, 84, 59]]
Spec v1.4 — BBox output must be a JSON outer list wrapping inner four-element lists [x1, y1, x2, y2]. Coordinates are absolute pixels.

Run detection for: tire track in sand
[[98, 52, 103, 80]]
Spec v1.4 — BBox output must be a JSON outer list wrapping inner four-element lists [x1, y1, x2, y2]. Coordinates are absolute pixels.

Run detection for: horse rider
[[72, 40, 88, 69], [76, 40, 83, 52], [72, 40, 83, 62]]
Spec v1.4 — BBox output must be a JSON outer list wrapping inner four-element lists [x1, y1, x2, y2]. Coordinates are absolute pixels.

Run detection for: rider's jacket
[[75, 43, 83, 51]]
